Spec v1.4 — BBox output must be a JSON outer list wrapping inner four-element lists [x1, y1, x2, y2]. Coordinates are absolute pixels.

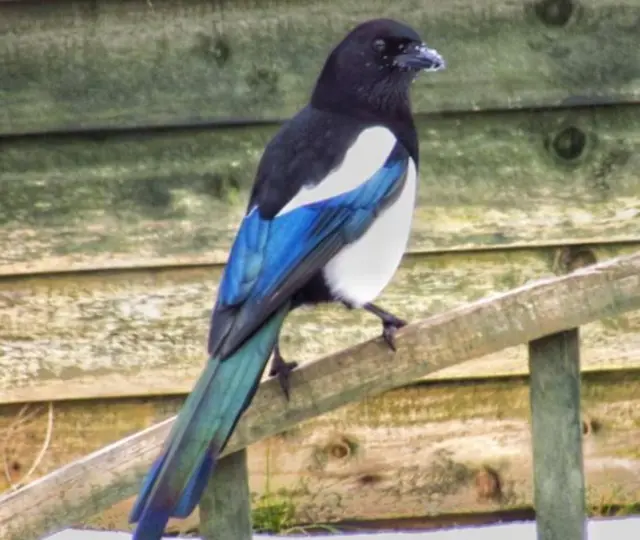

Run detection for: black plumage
[[130, 19, 444, 540], [211, 18, 446, 396]]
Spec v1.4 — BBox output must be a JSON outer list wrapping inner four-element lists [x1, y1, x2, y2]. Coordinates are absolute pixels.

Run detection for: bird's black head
[[311, 19, 445, 119]]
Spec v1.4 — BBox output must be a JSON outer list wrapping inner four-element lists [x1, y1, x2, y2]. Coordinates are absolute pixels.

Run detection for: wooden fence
[[1, 251, 639, 540], [1, 0, 640, 538]]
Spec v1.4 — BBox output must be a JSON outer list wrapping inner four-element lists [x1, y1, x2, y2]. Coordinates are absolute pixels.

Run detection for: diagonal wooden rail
[[1, 251, 639, 540]]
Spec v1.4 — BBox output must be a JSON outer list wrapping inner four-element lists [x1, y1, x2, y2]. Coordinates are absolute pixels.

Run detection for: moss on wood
[[1, 105, 639, 274], [1, 244, 639, 403], [0, 0, 639, 133]]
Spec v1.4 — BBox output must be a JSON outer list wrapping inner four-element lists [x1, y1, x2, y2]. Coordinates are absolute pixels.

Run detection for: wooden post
[[199, 449, 252, 540], [528, 329, 586, 540]]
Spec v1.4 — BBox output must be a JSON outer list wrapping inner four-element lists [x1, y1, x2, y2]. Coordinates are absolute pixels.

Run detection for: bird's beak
[[395, 44, 446, 72]]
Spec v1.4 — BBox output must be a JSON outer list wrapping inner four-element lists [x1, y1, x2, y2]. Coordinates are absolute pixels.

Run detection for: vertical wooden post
[[528, 329, 586, 540], [199, 449, 252, 540]]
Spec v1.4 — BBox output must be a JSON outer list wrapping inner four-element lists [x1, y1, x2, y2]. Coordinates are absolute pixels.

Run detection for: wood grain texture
[[1, 0, 639, 134], [1, 105, 639, 276], [199, 450, 253, 540], [0, 249, 639, 540], [2, 244, 640, 404], [0, 373, 639, 533], [528, 329, 586, 540]]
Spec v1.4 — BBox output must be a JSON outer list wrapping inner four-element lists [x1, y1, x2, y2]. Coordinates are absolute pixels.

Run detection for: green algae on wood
[[200, 450, 253, 540], [1, 104, 639, 275], [1, 0, 639, 134], [528, 329, 586, 540], [1, 244, 640, 404]]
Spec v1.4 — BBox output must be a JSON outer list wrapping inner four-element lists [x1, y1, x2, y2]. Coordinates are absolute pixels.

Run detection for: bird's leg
[[269, 342, 299, 401], [362, 302, 408, 351]]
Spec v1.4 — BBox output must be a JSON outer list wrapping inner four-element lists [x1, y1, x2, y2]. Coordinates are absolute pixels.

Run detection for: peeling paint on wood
[[1, 0, 639, 134], [1, 105, 639, 275], [1, 372, 639, 530], [1, 244, 639, 404]]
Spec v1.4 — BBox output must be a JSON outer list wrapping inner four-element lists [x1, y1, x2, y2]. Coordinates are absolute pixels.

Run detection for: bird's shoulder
[[248, 106, 405, 219]]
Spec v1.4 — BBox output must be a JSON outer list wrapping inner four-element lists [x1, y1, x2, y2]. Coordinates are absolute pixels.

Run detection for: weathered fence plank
[[1, 0, 639, 135], [3, 244, 639, 405], [2, 371, 639, 534], [0, 250, 638, 540], [529, 330, 587, 540], [1, 105, 639, 276]]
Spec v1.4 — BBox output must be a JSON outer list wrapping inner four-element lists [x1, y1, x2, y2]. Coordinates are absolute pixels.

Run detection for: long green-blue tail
[[129, 305, 289, 540]]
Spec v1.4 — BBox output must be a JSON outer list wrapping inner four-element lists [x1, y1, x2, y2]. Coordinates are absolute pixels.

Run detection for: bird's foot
[[362, 303, 408, 352], [269, 345, 298, 401], [381, 317, 407, 351]]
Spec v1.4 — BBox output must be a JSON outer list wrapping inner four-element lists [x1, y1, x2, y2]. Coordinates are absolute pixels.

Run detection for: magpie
[[129, 18, 445, 539]]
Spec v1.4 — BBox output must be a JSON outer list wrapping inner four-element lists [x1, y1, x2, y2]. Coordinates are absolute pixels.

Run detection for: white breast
[[323, 158, 417, 307], [273, 125, 416, 308]]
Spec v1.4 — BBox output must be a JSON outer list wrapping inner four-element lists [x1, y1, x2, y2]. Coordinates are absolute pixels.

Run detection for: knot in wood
[[324, 435, 357, 461], [581, 414, 599, 436], [535, 0, 575, 27], [554, 246, 598, 275], [551, 126, 587, 162], [475, 466, 502, 501]]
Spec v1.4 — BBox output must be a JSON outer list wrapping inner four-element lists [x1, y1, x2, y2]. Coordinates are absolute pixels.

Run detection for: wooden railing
[[1, 251, 639, 540]]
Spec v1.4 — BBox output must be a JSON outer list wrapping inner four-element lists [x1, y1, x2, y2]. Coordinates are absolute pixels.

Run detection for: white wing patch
[[323, 158, 417, 307], [276, 126, 397, 217]]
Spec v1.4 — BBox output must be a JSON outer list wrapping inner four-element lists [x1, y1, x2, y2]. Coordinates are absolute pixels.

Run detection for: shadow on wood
[[0, 251, 639, 540]]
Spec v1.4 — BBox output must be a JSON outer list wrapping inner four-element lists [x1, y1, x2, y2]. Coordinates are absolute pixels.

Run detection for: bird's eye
[[372, 38, 386, 53]]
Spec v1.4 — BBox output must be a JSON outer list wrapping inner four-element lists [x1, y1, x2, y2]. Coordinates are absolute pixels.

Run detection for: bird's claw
[[269, 351, 298, 401], [381, 317, 407, 352]]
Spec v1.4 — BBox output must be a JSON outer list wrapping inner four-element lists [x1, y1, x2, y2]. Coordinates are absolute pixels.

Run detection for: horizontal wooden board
[[1, 371, 639, 532], [1, 244, 640, 404], [1, 0, 639, 134], [1, 105, 639, 276]]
